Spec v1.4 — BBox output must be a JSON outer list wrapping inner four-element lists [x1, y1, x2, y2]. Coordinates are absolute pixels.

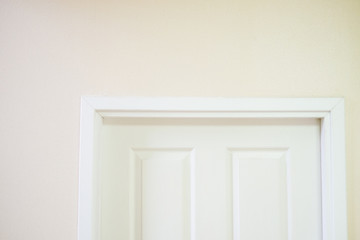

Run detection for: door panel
[[232, 149, 288, 240], [99, 118, 321, 240], [130, 149, 193, 240]]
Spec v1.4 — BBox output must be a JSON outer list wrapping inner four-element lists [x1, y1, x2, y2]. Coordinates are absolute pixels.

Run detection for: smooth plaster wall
[[0, 0, 359, 239]]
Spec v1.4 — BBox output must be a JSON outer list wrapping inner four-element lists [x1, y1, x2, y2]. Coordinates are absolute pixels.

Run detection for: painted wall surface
[[0, 0, 359, 239]]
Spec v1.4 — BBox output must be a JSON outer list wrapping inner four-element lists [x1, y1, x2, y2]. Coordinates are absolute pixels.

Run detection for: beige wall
[[0, 0, 359, 239]]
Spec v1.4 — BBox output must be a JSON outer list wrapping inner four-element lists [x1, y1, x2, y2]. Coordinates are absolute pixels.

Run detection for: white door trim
[[78, 97, 347, 240]]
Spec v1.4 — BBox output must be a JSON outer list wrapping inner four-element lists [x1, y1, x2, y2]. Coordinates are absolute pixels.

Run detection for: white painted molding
[[78, 97, 347, 240]]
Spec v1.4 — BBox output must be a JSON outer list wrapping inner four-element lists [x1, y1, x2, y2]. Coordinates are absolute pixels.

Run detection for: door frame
[[78, 97, 347, 240]]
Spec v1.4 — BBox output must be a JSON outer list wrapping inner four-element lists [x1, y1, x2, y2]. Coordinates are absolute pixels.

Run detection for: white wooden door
[[99, 118, 321, 240]]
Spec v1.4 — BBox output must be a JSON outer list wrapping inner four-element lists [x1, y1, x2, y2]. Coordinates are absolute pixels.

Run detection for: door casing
[[78, 97, 347, 240]]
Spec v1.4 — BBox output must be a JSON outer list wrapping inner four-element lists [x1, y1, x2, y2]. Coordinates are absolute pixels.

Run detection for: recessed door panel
[[231, 149, 288, 240], [129, 149, 194, 240]]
